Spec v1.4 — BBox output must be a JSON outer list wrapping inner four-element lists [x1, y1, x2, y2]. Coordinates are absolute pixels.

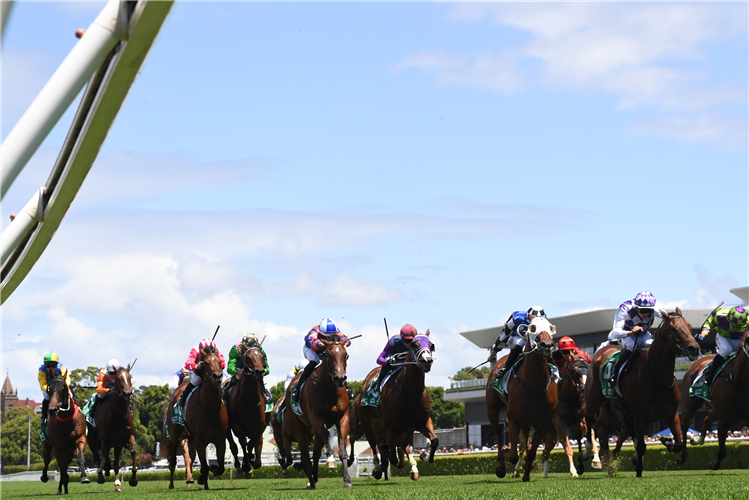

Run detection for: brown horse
[[679, 333, 749, 469], [487, 317, 557, 482], [539, 355, 590, 478], [165, 353, 228, 489], [281, 341, 352, 489], [160, 414, 197, 485], [351, 375, 389, 480], [355, 333, 437, 481], [86, 365, 138, 491], [584, 308, 699, 476], [41, 374, 90, 493], [226, 347, 267, 476]]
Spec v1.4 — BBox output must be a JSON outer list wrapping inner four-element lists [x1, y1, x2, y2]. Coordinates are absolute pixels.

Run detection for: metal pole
[[0, 188, 44, 265], [0, 0, 124, 199], [27, 414, 31, 471]]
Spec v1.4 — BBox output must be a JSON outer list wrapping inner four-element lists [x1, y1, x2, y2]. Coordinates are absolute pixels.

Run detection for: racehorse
[[165, 353, 228, 489], [40, 374, 91, 493], [350, 388, 389, 480], [226, 347, 268, 477], [86, 365, 138, 491], [355, 333, 437, 481], [539, 354, 590, 478], [160, 422, 196, 485], [678, 332, 749, 469], [584, 308, 699, 476], [487, 317, 557, 482], [281, 341, 352, 489]]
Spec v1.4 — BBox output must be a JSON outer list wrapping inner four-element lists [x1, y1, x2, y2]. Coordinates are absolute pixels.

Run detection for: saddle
[[171, 389, 195, 426], [362, 368, 402, 407], [488, 354, 526, 397], [81, 394, 104, 427], [689, 353, 736, 402]]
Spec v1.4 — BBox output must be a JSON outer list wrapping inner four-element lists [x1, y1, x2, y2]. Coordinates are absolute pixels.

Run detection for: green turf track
[[2, 470, 748, 500]]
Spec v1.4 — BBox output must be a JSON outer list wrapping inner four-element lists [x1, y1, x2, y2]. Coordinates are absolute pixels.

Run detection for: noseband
[[243, 347, 266, 378]]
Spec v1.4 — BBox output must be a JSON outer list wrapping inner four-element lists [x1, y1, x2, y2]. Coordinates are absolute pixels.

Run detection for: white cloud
[[692, 264, 741, 308], [320, 275, 404, 307]]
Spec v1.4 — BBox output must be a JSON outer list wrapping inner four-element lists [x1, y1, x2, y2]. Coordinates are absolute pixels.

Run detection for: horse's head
[[47, 375, 70, 415], [566, 356, 589, 395], [200, 354, 224, 388], [409, 334, 435, 373], [740, 330, 749, 360], [659, 308, 700, 360], [523, 317, 555, 358], [321, 342, 348, 388], [112, 366, 134, 401], [242, 347, 266, 381]]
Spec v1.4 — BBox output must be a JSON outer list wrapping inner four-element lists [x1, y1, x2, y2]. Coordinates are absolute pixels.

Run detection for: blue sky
[[2, 2, 747, 398]]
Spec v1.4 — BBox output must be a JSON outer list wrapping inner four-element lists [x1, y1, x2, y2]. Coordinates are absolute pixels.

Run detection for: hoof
[[97, 475, 106, 485], [522, 475, 530, 483], [591, 460, 602, 469], [327, 457, 336, 469], [709, 460, 720, 471], [105, 470, 110, 477], [372, 469, 382, 480], [235, 469, 244, 479], [293, 462, 304, 471], [81, 476, 90, 484], [410, 471, 420, 481], [495, 464, 506, 479], [168, 484, 174, 490], [246, 469, 254, 479], [185, 477, 194, 484], [282, 470, 290, 479], [306, 482, 314, 489], [129, 477, 138, 487], [41, 474, 49, 483], [344, 482, 353, 488], [197, 476, 205, 486], [115, 484, 122, 492]]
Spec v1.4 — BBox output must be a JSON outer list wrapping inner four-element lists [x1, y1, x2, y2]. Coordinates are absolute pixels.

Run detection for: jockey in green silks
[[223, 333, 272, 403]]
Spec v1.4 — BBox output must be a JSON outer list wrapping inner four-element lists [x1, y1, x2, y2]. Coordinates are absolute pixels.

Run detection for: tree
[[270, 380, 285, 402], [347, 380, 364, 399], [426, 386, 464, 429], [0, 407, 42, 465], [69, 366, 100, 405], [135, 384, 171, 456], [450, 366, 490, 381]]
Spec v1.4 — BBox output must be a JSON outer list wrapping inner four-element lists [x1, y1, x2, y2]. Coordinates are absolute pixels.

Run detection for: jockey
[[169, 368, 187, 392], [37, 352, 70, 439], [552, 336, 591, 373], [698, 305, 749, 386], [285, 360, 307, 392], [88, 359, 121, 421], [607, 291, 663, 386], [223, 333, 272, 403], [492, 306, 547, 381], [291, 318, 350, 403], [176, 338, 226, 407], [374, 324, 418, 392]]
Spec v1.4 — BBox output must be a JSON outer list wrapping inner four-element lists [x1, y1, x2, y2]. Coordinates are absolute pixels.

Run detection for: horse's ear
[[660, 309, 669, 319], [675, 306, 683, 317], [126, 363, 131, 372], [425, 329, 430, 337]]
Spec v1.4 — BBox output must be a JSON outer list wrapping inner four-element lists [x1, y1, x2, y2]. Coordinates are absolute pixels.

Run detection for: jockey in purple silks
[[607, 291, 663, 386], [374, 324, 418, 393]]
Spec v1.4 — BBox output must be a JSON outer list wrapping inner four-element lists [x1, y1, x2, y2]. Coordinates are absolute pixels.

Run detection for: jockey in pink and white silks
[[176, 338, 226, 407], [607, 291, 663, 386]]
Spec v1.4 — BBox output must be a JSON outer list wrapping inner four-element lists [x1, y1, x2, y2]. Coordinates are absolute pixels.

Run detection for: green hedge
[[1, 461, 57, 475], [387, 441, 749, 476]]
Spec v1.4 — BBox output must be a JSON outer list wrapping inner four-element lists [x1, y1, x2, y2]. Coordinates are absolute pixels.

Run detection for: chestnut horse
[[354, 333, 437, 481], [165, 353, 228, 489], [160, 414, 197, 485], [538, 355, 590, 478], [678, 332, 749, 469], [584, 308, 699, 476], [226, 347, 268, 477], [86, 365, 138, 491], [41, 375, 90, 493], [281, 341, 352, 489], [487, 317, 557, 482]]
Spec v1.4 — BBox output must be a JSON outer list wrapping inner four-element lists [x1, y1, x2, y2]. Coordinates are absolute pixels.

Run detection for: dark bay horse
[[165, 353, 228, 489], [679, 333, 749, 469], [226, 347, 267, 477], [356, 333, 437, 481], [676, 354, 714, 465], [281, 341, 352, 489], [584, 308, 699, 476], [41, 375, 90, 493], [86, 365, 138, 491], [487, 317, 557, 482], [538, 355, 590, 478], [351, 371, 389, 480]]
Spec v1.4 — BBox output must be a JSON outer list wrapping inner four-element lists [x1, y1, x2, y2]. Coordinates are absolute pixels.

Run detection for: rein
[[512, 334, 552, 395]]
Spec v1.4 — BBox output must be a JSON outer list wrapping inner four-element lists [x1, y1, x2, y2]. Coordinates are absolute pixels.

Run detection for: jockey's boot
[[177, 382, 195, 408], [703, 354, 725, 386], [376, 364, 392, 394], [495, 345, 522, 381], [89, 396, 103, 421], [609, 348, 632, 386], [221, 377, 235, 403], [292, 361, 316, 403], [345, 382, 354, 400], [263, 382, 273, 404], [40, 399, 49, 440]]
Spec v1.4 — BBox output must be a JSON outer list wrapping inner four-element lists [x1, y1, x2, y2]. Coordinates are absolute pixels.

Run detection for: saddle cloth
[[361, 368, 401, 407], [171, 389, 195, 426], [488, 354, 527, 397], [689, 353, 736, 402], [600, 350, 623, 399]]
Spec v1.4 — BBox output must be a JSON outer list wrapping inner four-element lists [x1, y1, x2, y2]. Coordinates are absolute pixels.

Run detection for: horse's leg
[[127, 434, 138, 487], [113, 445, 123, 492], [326, 430, 337, 469], [505, 418, 521, 466], [40, 439, 51, 483], [226, 427, 243, 477], [166, 437, 177, 489], [53, 448, 69, 494], [252, 425, 265, 470], [194, 438, 210, 489], [311, 430, 327, 487], [709, 419, 728, 470], [511, 429, 527, 479], [523, 424, 547, 483], [661, 407, 684, 454], [693, 409, 715, 446], [541, 427, 557, 479], [183, 439, 195, 485], [415, 416, 439, 464], [574, 425, 586, 475], [588, 424, 601, 468], [631, 420, 647, 477], [102, 442, 112, 477], [75, 437, 90, 484], [385, 426, 400, 467], [336, 416, 353, 488], [554, 417, 577, 478], [403, 441, 419, 481], [297, 431, 314, 488], [212, 434, 227, 478], [87, 427, 105, 484]]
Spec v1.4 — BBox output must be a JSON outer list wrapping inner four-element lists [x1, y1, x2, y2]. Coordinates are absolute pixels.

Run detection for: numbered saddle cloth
[[81, 395, 97, 427], [689, 353, 736, 402], [488, 354, 526, 397], [289, 381, 305, 418], [171, 390, 195, 426], [600, 350, 622, 399], [361, 368, 401, 407]]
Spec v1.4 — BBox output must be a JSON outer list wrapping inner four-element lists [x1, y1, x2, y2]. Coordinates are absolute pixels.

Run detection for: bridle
[[653, 311, 689, 357], [49, 378, 72, 414], [567, 359, 589, 395], [320, 341, 348, 386], [242, 346, 266, 380]]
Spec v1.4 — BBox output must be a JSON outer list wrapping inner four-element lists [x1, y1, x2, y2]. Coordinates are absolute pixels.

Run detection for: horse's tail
[[160, 411, 169, 459]]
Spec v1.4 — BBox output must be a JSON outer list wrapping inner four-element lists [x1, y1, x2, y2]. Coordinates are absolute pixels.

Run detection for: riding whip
[[700, 301, 724, 337], [384, 318, 390, 340], [468, 359, 490, 374], [347, 334, 363, 341], [259, 334, 267, 346], [211, 325, 220, 342], [129, 358, 138, 372]]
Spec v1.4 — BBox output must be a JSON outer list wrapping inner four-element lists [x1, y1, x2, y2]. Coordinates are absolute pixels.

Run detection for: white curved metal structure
[[0, 0, 173, 303]]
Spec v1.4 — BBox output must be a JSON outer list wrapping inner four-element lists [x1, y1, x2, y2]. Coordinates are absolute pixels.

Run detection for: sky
[[1, 1, 747, 399]]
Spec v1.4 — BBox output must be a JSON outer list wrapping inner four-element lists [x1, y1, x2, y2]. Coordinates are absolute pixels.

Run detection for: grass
[[2, 469, 748, 500]]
